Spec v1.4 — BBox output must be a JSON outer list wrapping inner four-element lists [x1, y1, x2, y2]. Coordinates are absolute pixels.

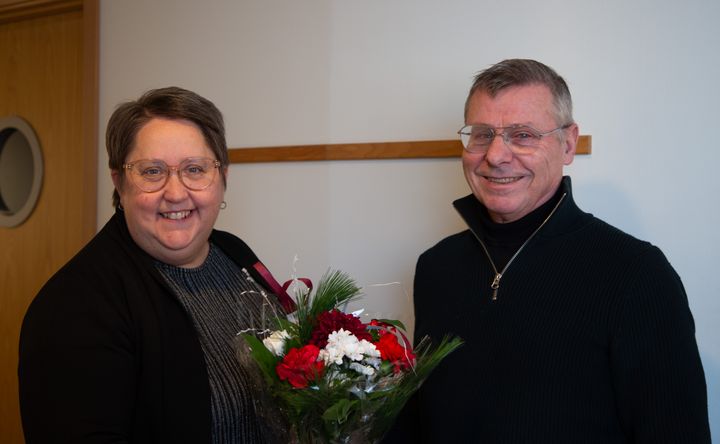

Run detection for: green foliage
[[373, 318, 407, 331], [365, 335, 464, 441], [295, 270, 362, 343], [242, 269, 463, 443], [310, 270, 362, 315], [323, 398, 357, 424], [240, 334, 279, 385]]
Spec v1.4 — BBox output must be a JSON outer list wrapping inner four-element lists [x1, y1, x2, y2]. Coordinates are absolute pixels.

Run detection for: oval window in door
[[0, 116, 43, 228]]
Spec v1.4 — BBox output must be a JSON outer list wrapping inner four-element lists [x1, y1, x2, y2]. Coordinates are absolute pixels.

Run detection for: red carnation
[[276, 344, 325, 388], [309, 309, 372, 348], [372, 325, 415, 373]]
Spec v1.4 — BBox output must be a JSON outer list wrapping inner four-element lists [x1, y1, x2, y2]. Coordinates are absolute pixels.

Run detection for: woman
[[19, 87, 293, 444]]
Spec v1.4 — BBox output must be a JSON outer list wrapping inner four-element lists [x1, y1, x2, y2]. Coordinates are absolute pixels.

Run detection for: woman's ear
[[111, 169, 125, 202], [111, 169, 121, 189]]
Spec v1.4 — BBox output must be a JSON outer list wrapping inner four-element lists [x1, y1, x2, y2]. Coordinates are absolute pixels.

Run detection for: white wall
[[99, 0, 720, 435]]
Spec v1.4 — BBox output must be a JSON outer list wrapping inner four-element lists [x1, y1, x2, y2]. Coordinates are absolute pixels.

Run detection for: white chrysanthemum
[[318, 329, 380, 366], [262, 329, 290, 356]]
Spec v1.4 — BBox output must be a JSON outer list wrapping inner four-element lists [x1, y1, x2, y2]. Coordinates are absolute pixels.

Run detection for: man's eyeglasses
[[458, 123, 572, 153], [122, 157, 221, 193]]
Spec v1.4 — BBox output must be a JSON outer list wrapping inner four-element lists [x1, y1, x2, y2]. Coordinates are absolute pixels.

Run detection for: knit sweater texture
[[156, 245, 276, 444], [386, 177, 709, 443]]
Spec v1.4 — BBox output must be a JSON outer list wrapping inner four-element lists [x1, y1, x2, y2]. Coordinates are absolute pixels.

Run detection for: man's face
[[462, 84, 578, 223]]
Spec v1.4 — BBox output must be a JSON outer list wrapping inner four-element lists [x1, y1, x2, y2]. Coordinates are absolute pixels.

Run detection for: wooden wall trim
[[228, 134, 592, 163], [0, 0, 82, 24]]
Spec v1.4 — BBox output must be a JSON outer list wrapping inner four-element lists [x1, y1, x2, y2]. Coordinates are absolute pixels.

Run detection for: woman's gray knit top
[[156, 244, 276, 444]]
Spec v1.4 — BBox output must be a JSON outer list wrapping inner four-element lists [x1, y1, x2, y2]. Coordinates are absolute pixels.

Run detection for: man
[[386, 59, 710, 443]]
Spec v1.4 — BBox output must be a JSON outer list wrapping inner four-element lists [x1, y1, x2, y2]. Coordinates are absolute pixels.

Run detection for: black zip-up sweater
[[387, 176, 709, 443]]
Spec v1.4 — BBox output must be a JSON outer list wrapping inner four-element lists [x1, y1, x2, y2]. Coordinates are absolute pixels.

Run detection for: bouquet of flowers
[[237, 270, 462, 444]]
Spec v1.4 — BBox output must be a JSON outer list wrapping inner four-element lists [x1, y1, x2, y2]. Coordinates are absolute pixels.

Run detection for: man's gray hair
[[464, 59, 573, 126]]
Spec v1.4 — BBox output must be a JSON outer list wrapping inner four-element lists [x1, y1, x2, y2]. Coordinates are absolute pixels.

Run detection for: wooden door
[[0, 1, 97, 442]]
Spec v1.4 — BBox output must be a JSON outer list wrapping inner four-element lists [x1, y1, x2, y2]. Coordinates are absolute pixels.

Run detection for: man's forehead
[[472, 83, 553, 101], [466, 84, 556, 124]]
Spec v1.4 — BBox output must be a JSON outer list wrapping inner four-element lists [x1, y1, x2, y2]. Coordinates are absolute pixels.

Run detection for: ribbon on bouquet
[[282, 277, 313, 294], [252, 261, 297, 314], [252, 261, 314, 314]]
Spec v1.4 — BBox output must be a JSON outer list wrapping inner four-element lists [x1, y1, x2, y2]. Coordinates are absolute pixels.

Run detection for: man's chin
[[482, 198, 527, 223]]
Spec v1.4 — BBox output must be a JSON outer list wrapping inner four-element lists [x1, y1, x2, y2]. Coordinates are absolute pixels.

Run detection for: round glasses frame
[[458, 123, 572, 153], [122, 157, 221, 193]]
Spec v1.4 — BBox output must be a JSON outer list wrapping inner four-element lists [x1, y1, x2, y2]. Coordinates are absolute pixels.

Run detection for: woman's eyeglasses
[[122, 157, 221, 192]]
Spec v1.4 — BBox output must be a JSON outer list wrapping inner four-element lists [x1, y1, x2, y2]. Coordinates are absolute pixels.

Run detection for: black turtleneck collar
[[453, 178, 567, 270], [479, 184, 564, 242]]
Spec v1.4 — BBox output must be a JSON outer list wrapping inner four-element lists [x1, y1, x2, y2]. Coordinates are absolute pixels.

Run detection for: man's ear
[[563, 124, 579, 165]]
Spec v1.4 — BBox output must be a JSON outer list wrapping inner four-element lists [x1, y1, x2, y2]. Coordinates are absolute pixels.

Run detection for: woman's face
[[112, 117, 226, 268]]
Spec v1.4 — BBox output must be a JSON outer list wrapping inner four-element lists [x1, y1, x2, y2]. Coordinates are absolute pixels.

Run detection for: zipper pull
[[490, 273, 502, 301]]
